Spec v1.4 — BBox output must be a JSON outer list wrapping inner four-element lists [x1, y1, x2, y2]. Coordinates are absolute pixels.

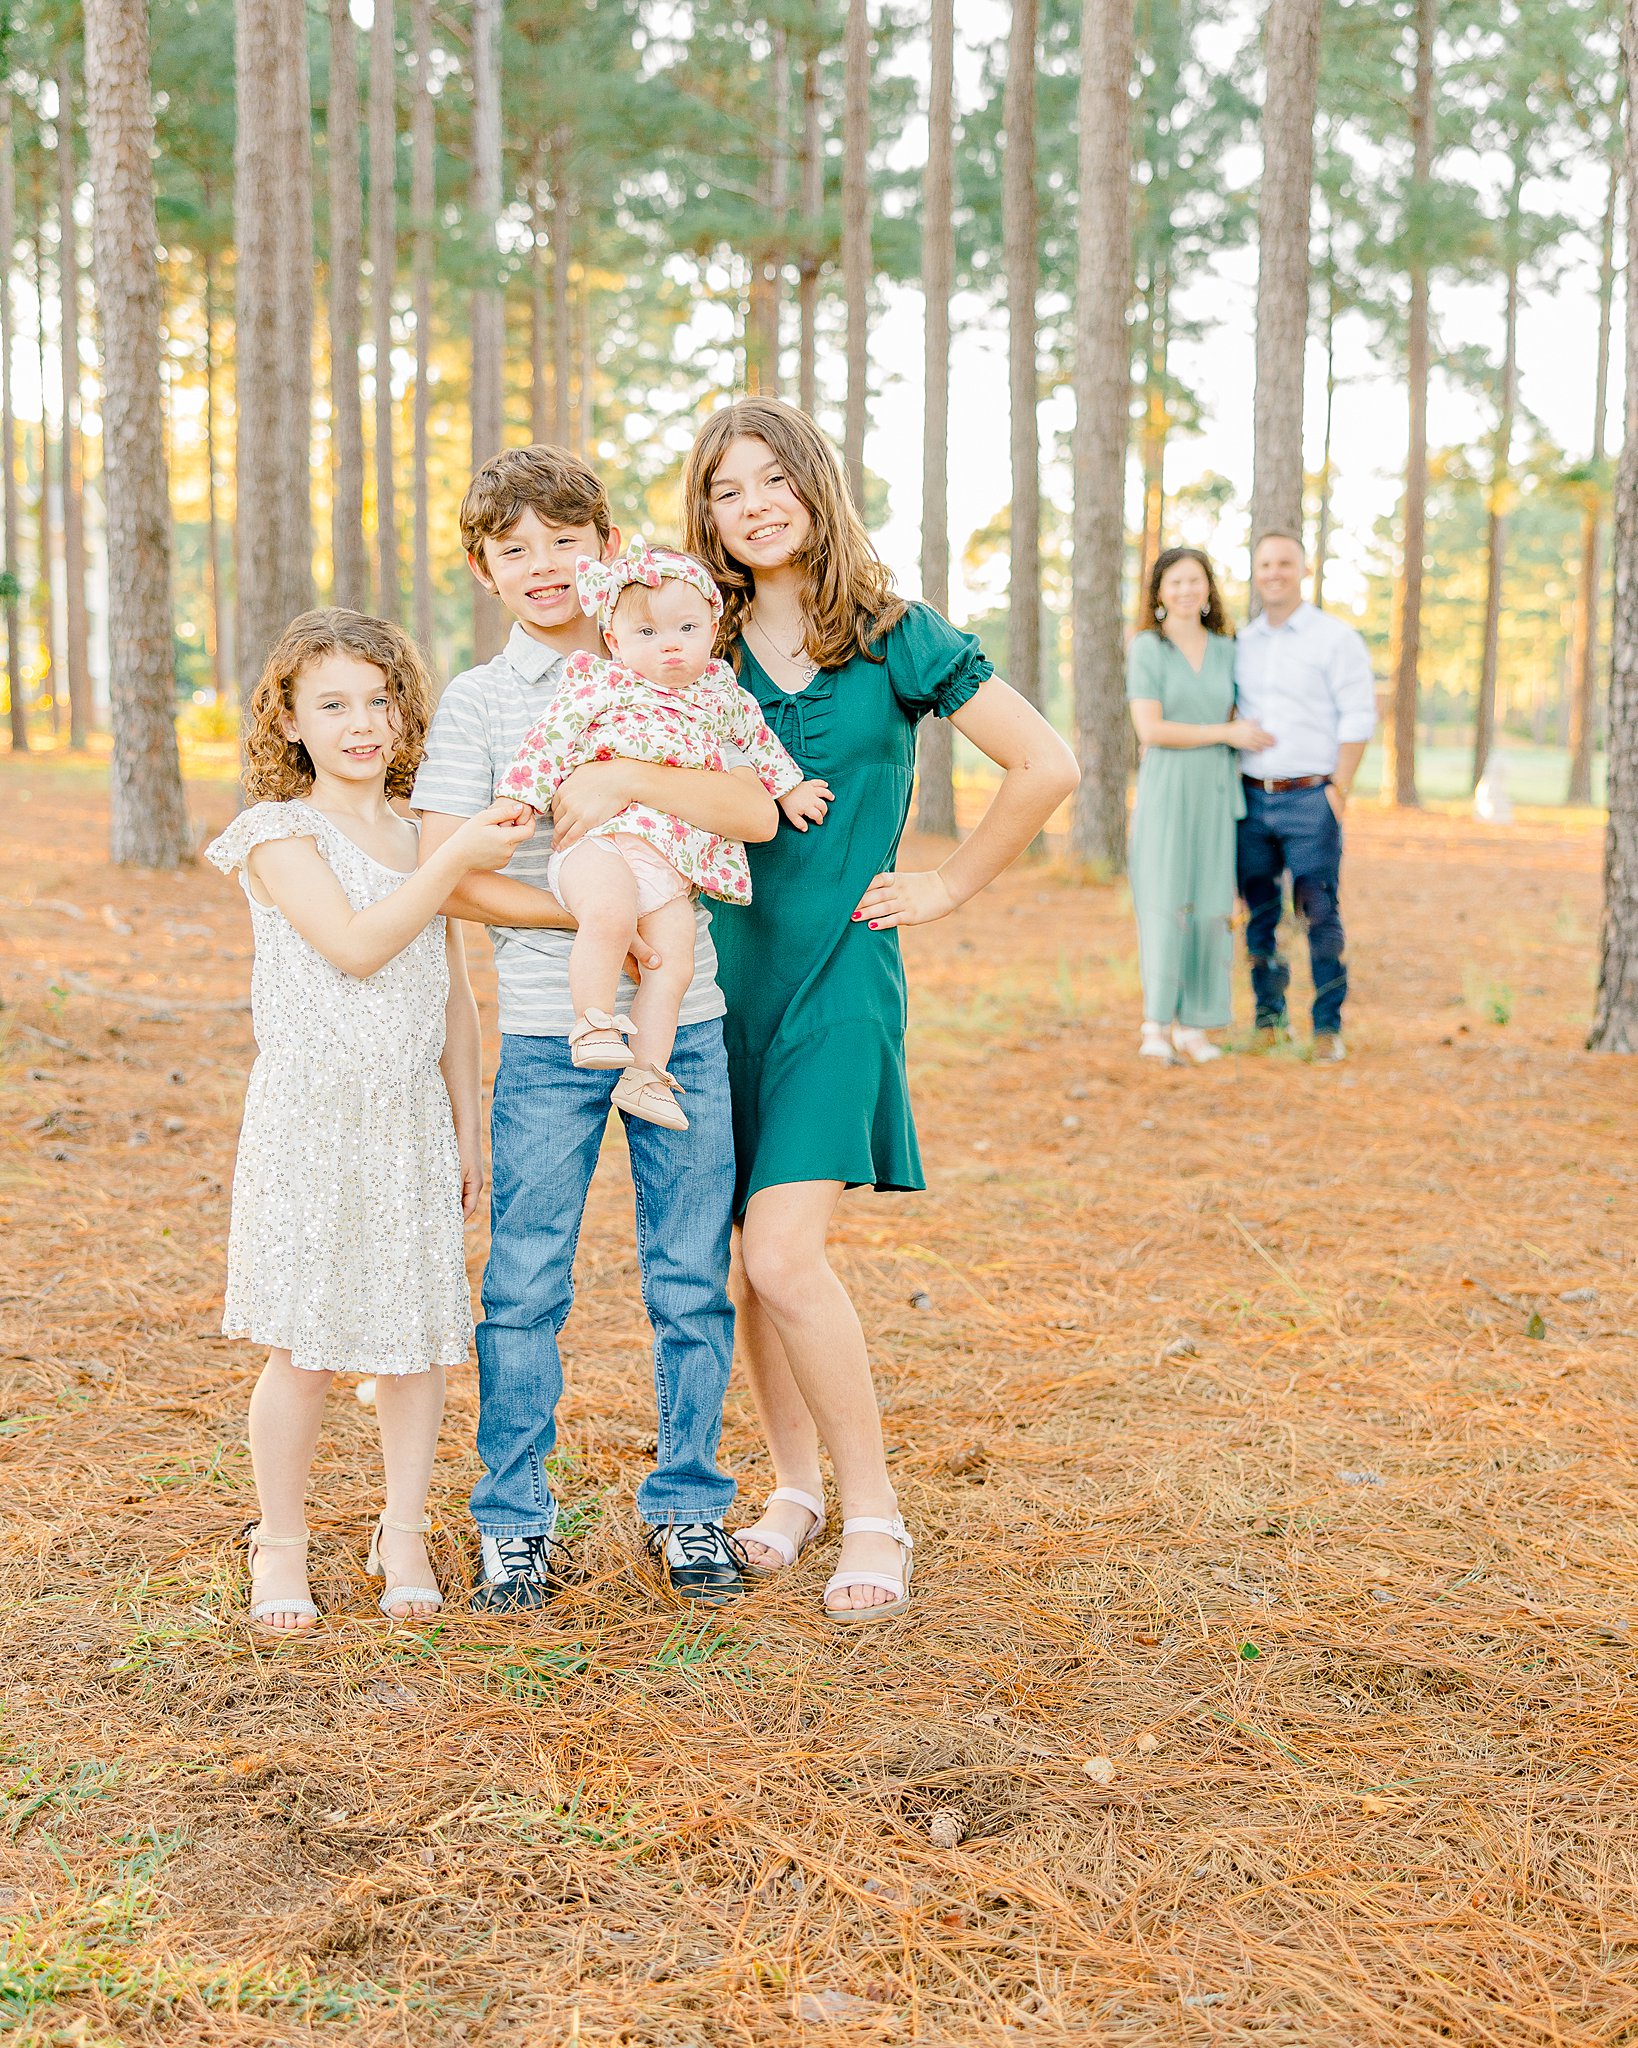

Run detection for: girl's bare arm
[[440, 920, 485, 1219]]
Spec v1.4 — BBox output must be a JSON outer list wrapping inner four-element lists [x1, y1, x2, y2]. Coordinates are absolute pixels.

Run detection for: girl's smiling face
[[280, 653, 400, 785], [705, 436, 813, 572]]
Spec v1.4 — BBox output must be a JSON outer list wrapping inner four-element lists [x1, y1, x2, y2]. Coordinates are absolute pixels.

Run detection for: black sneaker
[[643, 1521, 746, 1605], [470, 1529, 573, 1613]]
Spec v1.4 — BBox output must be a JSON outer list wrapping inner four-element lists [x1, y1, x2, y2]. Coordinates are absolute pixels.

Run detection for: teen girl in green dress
[[681, 399, 1078, 1623]]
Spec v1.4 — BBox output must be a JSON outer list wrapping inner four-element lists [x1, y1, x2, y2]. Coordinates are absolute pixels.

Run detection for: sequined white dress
[[205, 799, 474, 1374]]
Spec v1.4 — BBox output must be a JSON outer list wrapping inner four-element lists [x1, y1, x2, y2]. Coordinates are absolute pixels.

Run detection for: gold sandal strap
[[379, 1516, 432, 1534], [248, 1527, 310, 1548]]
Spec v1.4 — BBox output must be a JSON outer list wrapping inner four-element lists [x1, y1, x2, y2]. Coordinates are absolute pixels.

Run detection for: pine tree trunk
[[85, 0, 190, 867], [915, 0, 957, 838], [56, 57, 92, 749], [470, 0, 505, 662], [1070, 0, 1136, 872], [1, 90, 25, 751], [1312, 228, 1336, 607], [202, 243, 235, 696], [1250, 0, 1320, 548], [577, 246, 595, 449], [797, 46, 822, 415], [841, 0, 871, 506], [327, 0, 367, 610], [236, 0, 316, 699], [1472, 156, 1521, 792], [550, 133, 573, 446], [30, 187, 58, 733], [410, 0, 435, 661], [530, 158, 549, 441], [1590, 0, 1638, 1050], [370, 0, 400, 620], [1133, 261, 1167, 632], [1004, 0, 1041, 711], [1568, 150, 1618, 808], [1384, 0, 1434, 810]]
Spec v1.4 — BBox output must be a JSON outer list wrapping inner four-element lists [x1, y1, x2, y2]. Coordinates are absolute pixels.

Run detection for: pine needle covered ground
[[2, 745, 1635, 2046]]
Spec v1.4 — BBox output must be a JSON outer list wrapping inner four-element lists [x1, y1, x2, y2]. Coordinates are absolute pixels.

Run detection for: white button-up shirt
[[1232, 602, 1377, 783]]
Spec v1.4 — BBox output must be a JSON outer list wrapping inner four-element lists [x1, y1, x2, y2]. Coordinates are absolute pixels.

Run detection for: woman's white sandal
[[611, 1063, 688, 1130], [1171, 1025, 1224, 1064], [823, 1515, 914, 1625], [736, 1486, 826, 1576], [366, 1511, 444, 1620], [244, 1525, 319, 1630], [568, 1008, 636, 1070]]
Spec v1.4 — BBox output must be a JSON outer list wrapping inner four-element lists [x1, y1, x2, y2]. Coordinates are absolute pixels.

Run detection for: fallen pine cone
[[927, 1806, 966, 1848]]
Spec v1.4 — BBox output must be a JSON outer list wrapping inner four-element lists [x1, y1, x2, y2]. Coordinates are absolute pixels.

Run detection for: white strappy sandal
[[244, 1525, 320, 1631], [823, 1514, 914, 1625], [736, 1486, 827, 1576], [366, 1511, 444, 1620]]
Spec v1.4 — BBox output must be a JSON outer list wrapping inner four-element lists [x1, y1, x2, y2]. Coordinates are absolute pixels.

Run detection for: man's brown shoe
[[1312, 1033, 1347, 1063]]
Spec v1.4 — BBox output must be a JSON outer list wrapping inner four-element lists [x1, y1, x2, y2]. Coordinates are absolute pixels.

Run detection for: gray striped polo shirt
[[409, 622, 726, 1038]]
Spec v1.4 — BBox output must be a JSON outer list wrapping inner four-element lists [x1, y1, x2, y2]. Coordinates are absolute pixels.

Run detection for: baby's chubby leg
[[554, 838, 641, 1025], [628, 891, 698, 1074]]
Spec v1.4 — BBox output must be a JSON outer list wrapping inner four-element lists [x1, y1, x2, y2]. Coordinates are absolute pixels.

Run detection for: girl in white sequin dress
[[206, 610, 533, 1634]]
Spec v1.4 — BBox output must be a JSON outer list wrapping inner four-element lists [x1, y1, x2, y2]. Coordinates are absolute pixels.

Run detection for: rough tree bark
[[370, 0, 400, 620], [1, 89, 25, 751], [84, 0, 190, 866], [1472, 155, 1521, 791], [326, 0, 367, 610], [202, 238, 235, 695], [1132, 257, 1168, 627], [236, 0, 316, 700], [797, 43, 822, 415], [470, 0, 505, 662], [1590, 0, 1638, 1050], [56, 56, 91, 748], [915, 0, 957, 838], [841, 0, 871, 506], [1005, 0, 1041, 711], [1070, 0, 1136, 872], [1312, 216, 1337, 607], [1384, 0, 1435, 809], [30, 184, 58, 732], [1249, 0, 1321, 550], [410, 0, 435, 661], [1568, 150, 1618, 808]]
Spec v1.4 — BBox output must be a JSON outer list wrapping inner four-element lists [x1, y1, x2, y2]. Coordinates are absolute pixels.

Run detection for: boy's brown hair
[[460, 444, 612, 561], [242, 608, 434, 803]]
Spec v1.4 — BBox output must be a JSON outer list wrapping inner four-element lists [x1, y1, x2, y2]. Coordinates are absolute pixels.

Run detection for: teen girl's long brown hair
[[1136, 546, 1234, 638], [241, 608, 434, 803], [680, 398, 908, 670]]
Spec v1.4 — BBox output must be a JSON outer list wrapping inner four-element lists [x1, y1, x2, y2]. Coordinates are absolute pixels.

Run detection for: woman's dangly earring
[[1154, 602, 1167, 621], [1200, 607, 1211, 623]]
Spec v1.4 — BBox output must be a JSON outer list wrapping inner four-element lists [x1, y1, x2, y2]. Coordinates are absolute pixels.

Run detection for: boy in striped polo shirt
[[413, 446, 778, 1610]]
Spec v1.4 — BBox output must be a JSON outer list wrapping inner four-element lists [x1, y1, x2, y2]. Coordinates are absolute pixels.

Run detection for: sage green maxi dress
[[1125, 628, 1243, 1030], [710, 603, 992, 1217]]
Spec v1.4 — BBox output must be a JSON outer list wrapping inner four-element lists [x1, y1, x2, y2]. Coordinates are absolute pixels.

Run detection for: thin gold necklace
[[748, 611, 819, 682]]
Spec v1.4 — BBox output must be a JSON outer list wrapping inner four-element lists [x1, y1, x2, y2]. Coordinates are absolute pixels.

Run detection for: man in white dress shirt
[[1232, 533, 1377, 1060]]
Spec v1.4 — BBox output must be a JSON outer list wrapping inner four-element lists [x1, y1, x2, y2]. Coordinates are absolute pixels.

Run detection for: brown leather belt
[[1243, 773, 1331, 793]]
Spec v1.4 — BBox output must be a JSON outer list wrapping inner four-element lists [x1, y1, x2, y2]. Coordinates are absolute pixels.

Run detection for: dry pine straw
[[1, 747, 1636, 2048]]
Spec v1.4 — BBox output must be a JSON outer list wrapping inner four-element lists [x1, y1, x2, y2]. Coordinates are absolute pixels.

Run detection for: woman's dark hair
[[1137, 546, 1233, 638]]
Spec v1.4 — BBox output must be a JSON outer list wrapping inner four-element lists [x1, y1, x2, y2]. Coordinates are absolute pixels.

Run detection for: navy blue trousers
[[1235, 782, 1348, 1035]]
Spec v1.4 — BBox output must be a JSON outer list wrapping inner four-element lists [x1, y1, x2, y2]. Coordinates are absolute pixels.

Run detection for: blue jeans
[[472, 1019, 738, 1536], [1236, 782, 1348, 1035]]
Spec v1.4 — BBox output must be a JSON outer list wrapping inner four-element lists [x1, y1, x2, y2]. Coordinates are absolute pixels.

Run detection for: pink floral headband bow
[[576, 537, 725, 636]]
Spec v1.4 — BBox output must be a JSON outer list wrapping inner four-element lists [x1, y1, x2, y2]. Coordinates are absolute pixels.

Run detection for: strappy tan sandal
[[243, 1524, 319, 1632], [568, 1008, 636, 1070], [736, 1486, 826, 1576], [611, 1062, 688, 1130], [366, 1511, 444, 1620], [823, 1514, 914, 1625]]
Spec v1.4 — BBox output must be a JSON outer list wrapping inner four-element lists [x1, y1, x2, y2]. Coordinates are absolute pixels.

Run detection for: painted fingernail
[[868, 921, 879, 930], [851, 911, 861, 920]]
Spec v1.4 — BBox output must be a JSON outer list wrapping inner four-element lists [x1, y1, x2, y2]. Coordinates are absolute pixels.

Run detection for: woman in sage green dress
[[1127, 547, 1274, 1064], [682, 399, 1079, 1625]]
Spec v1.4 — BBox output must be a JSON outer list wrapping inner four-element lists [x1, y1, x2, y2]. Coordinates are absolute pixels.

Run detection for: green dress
[[711, 602, 992, 1216], [1125, 629, 1243, 1029]]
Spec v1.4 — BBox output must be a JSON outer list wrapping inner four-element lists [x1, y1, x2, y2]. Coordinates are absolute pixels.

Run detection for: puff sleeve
[[879, 601, 994, 723]]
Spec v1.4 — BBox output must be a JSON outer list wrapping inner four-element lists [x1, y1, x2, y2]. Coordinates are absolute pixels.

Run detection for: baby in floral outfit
[[496, 538, 827, 1130]]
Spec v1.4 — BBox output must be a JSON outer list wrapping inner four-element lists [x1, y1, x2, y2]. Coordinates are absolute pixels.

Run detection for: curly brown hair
[[680, 399, 907, 671], [1137, 547, 1234, 638], [460, 444, 612, 562], [241, 609, 434, 804]]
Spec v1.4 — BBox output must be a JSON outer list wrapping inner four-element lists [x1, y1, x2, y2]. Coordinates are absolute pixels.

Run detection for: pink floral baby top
[[494, 649, 805, 905]]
